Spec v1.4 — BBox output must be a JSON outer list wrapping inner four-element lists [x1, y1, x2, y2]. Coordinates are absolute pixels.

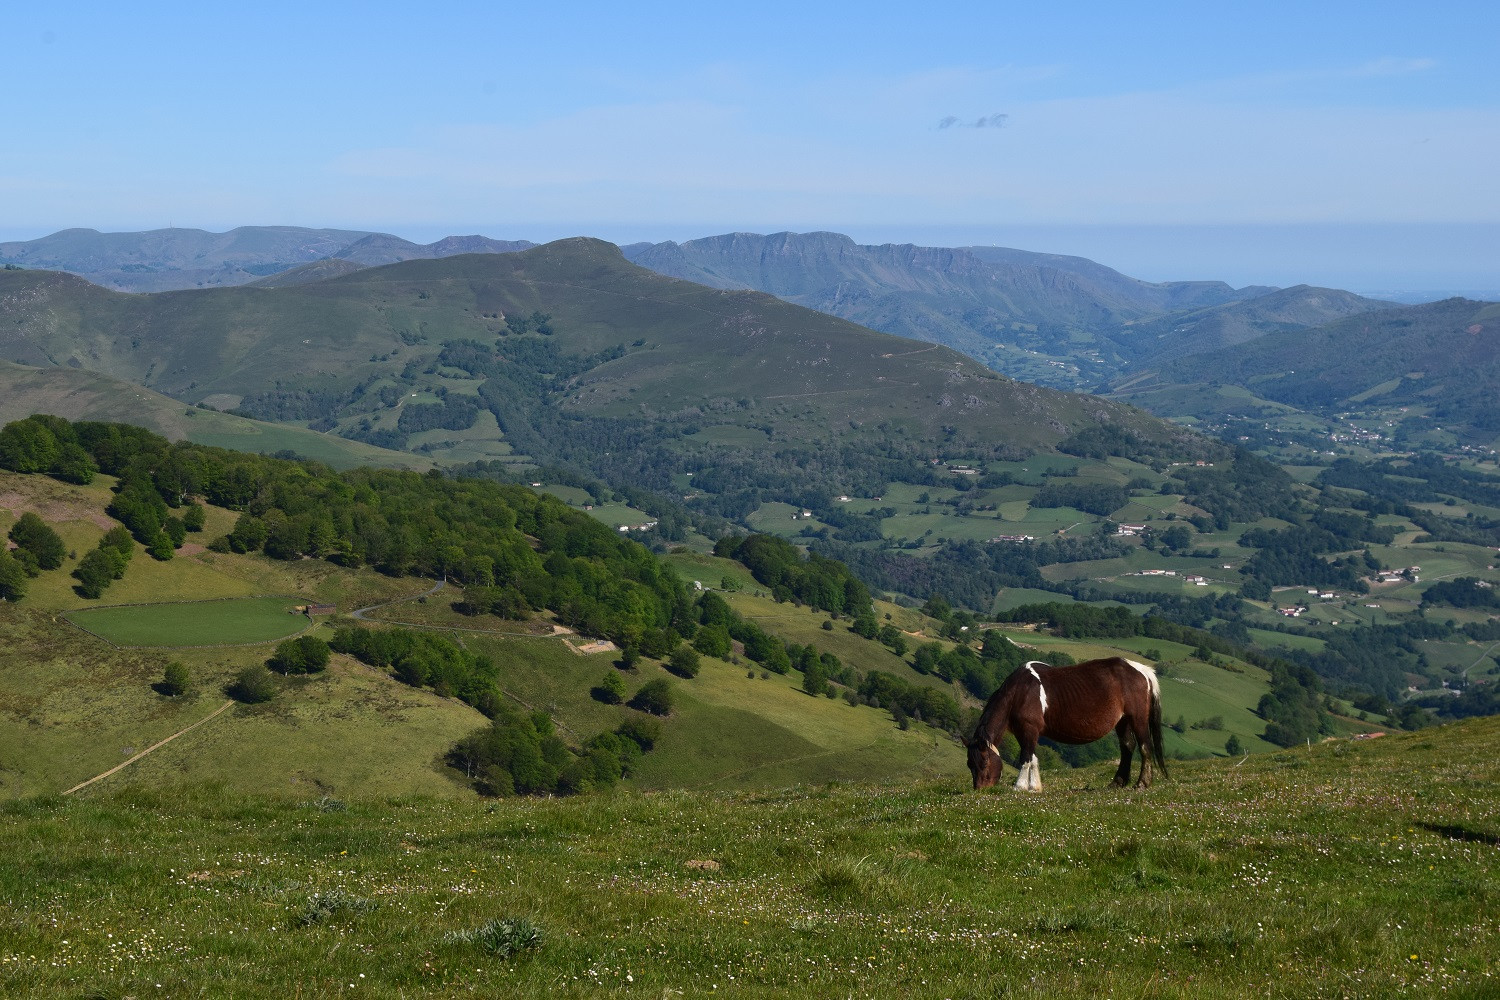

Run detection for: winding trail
[[349, 577, 448, 620], [63, 700, 235, 796]]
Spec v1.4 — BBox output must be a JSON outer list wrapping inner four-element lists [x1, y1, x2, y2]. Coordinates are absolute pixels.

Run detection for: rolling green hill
[[0, 443, 976, 802], [1110, 284, 1392, 366], [0, 361, 430, 470], [0, 239, 1223, 513], [1138, 298, 1500, 443]]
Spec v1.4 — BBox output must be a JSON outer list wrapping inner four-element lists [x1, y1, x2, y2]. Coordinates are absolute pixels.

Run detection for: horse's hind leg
[[1112, 719, 1137, 787], [1130, 714, 1155, 788]]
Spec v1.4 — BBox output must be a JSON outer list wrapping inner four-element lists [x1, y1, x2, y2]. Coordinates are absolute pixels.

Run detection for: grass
[[1, 718, 1496, 997], [65, 596, 311, 647]]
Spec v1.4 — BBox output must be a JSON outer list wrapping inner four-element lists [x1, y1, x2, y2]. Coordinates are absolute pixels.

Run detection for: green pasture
[[986, 454, 1083, 482], [1246, 627, 1327, 654], [66, 596, 309, 647], [9, 719, 1495, 997], [663, 551, 757, 592], [684, 424, 770, 447]]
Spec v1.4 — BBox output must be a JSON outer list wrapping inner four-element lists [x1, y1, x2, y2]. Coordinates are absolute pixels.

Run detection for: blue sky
[[3, 1, 1497, 288]]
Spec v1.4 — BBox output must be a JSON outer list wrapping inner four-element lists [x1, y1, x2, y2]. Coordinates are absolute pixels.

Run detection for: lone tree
[[160, 661, 190, 696], [1225, 734, 1244, 756], [628, 678, 675, 716], [593, 670, 627, 704], [666, 645, 701, 679], [227, 666, 277, 704]]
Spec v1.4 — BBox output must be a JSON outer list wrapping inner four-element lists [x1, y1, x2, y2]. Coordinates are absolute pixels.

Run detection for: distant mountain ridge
[[1, 226, 1393, 389], [620, 231, 1274, 362], [0, 226, 535, 293]]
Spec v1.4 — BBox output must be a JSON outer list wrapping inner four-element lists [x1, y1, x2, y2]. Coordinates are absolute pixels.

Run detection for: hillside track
[[61, 700, 235, 795]]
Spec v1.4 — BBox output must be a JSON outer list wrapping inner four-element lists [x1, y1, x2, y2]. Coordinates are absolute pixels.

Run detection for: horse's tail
[[1148, 681, 1169, 780]]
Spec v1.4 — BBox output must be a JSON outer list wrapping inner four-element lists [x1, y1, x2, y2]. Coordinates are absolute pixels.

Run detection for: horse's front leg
[[1112, 719, 1135, 788], [1014, 730, 1043, 792]]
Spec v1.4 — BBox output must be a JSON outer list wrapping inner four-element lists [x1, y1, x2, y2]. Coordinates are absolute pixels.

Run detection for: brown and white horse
[[965, 657, 1167, 792]]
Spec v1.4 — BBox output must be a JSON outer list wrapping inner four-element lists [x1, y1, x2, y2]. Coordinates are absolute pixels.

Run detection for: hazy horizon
[[3, 220, 1495, 295], [4, 2, 1496, 295]]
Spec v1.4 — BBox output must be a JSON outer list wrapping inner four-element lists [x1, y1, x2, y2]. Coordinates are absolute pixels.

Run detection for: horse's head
[[965, 737, 1004, 790]]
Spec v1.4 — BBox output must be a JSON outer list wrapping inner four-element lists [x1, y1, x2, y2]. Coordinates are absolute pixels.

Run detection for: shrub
[[227, 666, 277, 704], [0, 548, 28, 602], [297, 889, 375, 927], [629, 678, 675, 716], [443, 917, 543, 959], [160, 661, 189, 696], [592, 670, 627, 704], [666, 645, 701, 679]]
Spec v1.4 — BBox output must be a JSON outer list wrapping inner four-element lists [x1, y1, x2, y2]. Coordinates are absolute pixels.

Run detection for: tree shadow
[[1417, 822, 1500, 847]]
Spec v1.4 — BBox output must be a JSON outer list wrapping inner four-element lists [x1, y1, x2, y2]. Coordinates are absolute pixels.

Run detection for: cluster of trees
[[1237, 524, 1372, 592], [1057, 423, 1225, 465], [501, 310, 554, 336], [395, 393, 481, 434], [856, 670, 962, 731], [268, 635, 332, 674], [447, 704, 660, 797], [0, 414, 98, 484], [1422, 577, 1500, 611], [1031, 482, 1131, 517], [72, 526, 135, 599], [908, 630, 1040, 700], [1171, 451, 1300, 529], [330, 626, 502, 715], [714, 534, 872, 616], [1258, 662, 1332, 746], [815, 534, 1132, 613], [6, 512, 66, 575]]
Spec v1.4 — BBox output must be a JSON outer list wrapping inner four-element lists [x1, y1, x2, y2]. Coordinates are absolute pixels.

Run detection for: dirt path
[[63, 700, 235, 795], [349, 577, 448, 620]]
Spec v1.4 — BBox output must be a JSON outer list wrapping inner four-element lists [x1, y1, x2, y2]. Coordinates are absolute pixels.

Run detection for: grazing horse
[[965, 657, 1167, 792]]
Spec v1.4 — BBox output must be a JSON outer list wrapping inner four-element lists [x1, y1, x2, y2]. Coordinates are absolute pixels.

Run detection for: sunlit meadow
[[2, 718, 1496, 998]]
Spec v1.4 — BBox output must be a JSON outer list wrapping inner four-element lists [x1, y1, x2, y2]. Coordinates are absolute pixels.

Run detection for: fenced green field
[[65, 596, 310, 647]]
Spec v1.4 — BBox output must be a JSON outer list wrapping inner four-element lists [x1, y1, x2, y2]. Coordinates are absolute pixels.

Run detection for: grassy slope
[[1, 717, 1495, 997], [0, 472, 965, 800], [0, 361, 430, 470]]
